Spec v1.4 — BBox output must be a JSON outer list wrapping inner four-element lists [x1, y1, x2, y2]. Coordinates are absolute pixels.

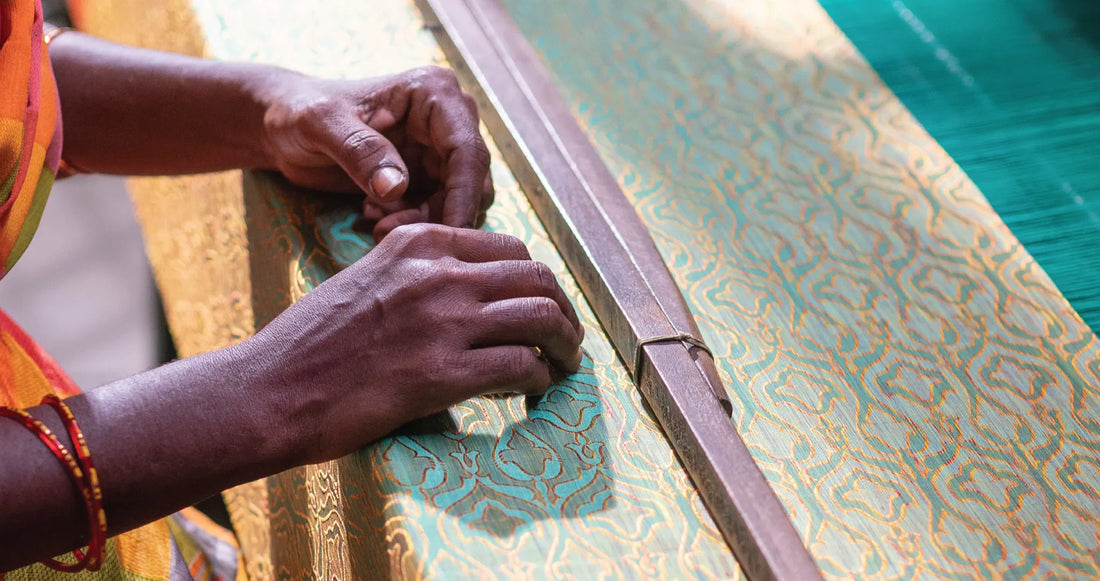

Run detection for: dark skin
[[0, 31, 582, 571]]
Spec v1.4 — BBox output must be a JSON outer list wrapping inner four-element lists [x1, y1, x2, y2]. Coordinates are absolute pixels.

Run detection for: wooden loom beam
[[415, 1, 824, 579]]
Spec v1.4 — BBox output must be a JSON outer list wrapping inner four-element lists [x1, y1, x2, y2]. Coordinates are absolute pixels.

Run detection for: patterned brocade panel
[[88, 0, 741, 579], [238, 171, 738, 580], [499, 0, 1100, 578]]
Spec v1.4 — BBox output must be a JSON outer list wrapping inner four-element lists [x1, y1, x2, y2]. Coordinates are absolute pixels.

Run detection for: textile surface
[[77, 0, 1100, 579], [499, 0, 1100, 578], [78, 0, 742, 579], [218, 3, 742, 579], [819, 0, 1100, 335]]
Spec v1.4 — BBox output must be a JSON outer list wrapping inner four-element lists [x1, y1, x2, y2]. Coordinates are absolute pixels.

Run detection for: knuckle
[[390, 223, 469, 259], [387, 222, 417, 242], [407, 66, 435, 83], [491, 232, 529, 259], [428, 65, 460, 88], [424, 353, 460, 386], [468, 138, 491, 165], [299, 96, 339, 122], [411, 66, 460, 93], [270, 96, 336, 138], [433, 256, 466, 280], [342, 129, 387, 158], [387, 222, 433, 249], [497, 349, 535, 382], [531, 262, 557, 294], [524, 296, 561, 325]]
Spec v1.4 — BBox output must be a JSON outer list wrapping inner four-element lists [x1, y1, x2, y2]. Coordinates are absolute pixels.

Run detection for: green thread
[[820, 0, 1100, 334]]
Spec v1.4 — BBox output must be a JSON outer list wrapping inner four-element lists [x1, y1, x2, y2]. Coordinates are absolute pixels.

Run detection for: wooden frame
[[415, 1, 823, 579]]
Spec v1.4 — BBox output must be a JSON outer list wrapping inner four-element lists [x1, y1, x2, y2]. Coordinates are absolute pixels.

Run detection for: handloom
[[819, 0, 1100, 334], [417, 0, 818, 578], [72, 0, 1100, 579]]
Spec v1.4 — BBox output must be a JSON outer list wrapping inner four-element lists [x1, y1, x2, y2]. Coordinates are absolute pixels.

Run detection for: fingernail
[[370, 166, 405, 199]]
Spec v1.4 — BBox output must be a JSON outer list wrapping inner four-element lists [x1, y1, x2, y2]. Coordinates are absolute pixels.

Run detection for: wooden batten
[[414, 1, 821, 579]]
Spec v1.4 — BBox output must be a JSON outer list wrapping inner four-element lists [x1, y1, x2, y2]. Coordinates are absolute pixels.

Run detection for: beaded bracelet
[[0, 398, 105, 572], [42, 395, 107, 569]]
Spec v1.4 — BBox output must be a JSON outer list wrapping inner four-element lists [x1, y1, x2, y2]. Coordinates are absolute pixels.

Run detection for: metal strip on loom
[[415, 0, 823, 579]]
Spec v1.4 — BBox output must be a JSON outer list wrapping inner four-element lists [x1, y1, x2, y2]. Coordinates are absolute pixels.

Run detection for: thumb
[[316, 115, 410, 201]]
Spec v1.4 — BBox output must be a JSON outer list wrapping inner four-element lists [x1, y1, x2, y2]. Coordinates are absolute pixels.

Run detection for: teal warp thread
[[818, 0, 1100, 334]]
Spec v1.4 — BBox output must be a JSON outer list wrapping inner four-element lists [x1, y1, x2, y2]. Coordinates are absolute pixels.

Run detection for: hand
[[247, 224, 583, 465], [260, 66, 494, 240]]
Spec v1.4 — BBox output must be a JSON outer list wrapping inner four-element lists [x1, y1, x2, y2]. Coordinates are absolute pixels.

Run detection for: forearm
[[0, 341, 296, 571], [49, 30, 290, 175]]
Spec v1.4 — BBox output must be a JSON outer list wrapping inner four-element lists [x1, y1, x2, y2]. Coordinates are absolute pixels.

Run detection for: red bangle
[[41, 395, 107, 570], [0, 401, 105, 572], [56, 158, 86, 178], [42, 25, 74, 47]]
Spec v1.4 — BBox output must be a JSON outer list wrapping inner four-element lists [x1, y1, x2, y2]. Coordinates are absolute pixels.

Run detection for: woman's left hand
[[260, 66, 494, 240]]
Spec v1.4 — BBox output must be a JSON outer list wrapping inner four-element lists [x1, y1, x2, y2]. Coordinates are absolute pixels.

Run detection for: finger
[[363, 196, 417, 219], [307, 113, 410, 201], [462, 345, 553, 396], [476, 171, 494, 228], [473, 297, 583, 372], [408, 226, 533, 263], [468, 260, 581, 334], [283, 165, 363, 194], [362, 201, 386, 222], [441, 144, 490, 229], [382, 223, 533, 263], [403, 77, 487, 228], [373, 205, 430, 242]]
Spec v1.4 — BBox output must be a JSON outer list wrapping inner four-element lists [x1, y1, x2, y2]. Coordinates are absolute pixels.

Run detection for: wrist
[[238, 65, 310, 172], [222, 334, 319, 471], [193, 339, 306, 476]]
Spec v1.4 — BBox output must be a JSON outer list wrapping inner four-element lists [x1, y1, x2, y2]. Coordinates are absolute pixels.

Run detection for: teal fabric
[[499, 0, 1100, 576], [818, 0, 1100, 333]]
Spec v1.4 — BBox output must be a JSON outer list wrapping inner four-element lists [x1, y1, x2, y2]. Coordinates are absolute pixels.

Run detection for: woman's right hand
[[244, 223, 584, 465]]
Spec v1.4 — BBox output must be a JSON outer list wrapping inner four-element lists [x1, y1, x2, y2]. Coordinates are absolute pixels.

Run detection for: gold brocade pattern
[[501, 0, 1100, 577], [81, 0, 742, 579], [126, 173, 254, 357], [76, 0, 1100, 578]]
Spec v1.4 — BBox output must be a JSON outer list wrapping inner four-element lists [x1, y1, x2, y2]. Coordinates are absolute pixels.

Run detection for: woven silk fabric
[[216, 2, 741, 578], [499, 0, 1100, 577], [818, 0, 1100, 335], [74, 0, 742, 579], [75, 0, 1100, 578], [237, 171, 739, 580]]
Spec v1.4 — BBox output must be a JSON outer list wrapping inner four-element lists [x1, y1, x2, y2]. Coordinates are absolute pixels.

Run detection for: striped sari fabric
[[0, 0, 62, 273]]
